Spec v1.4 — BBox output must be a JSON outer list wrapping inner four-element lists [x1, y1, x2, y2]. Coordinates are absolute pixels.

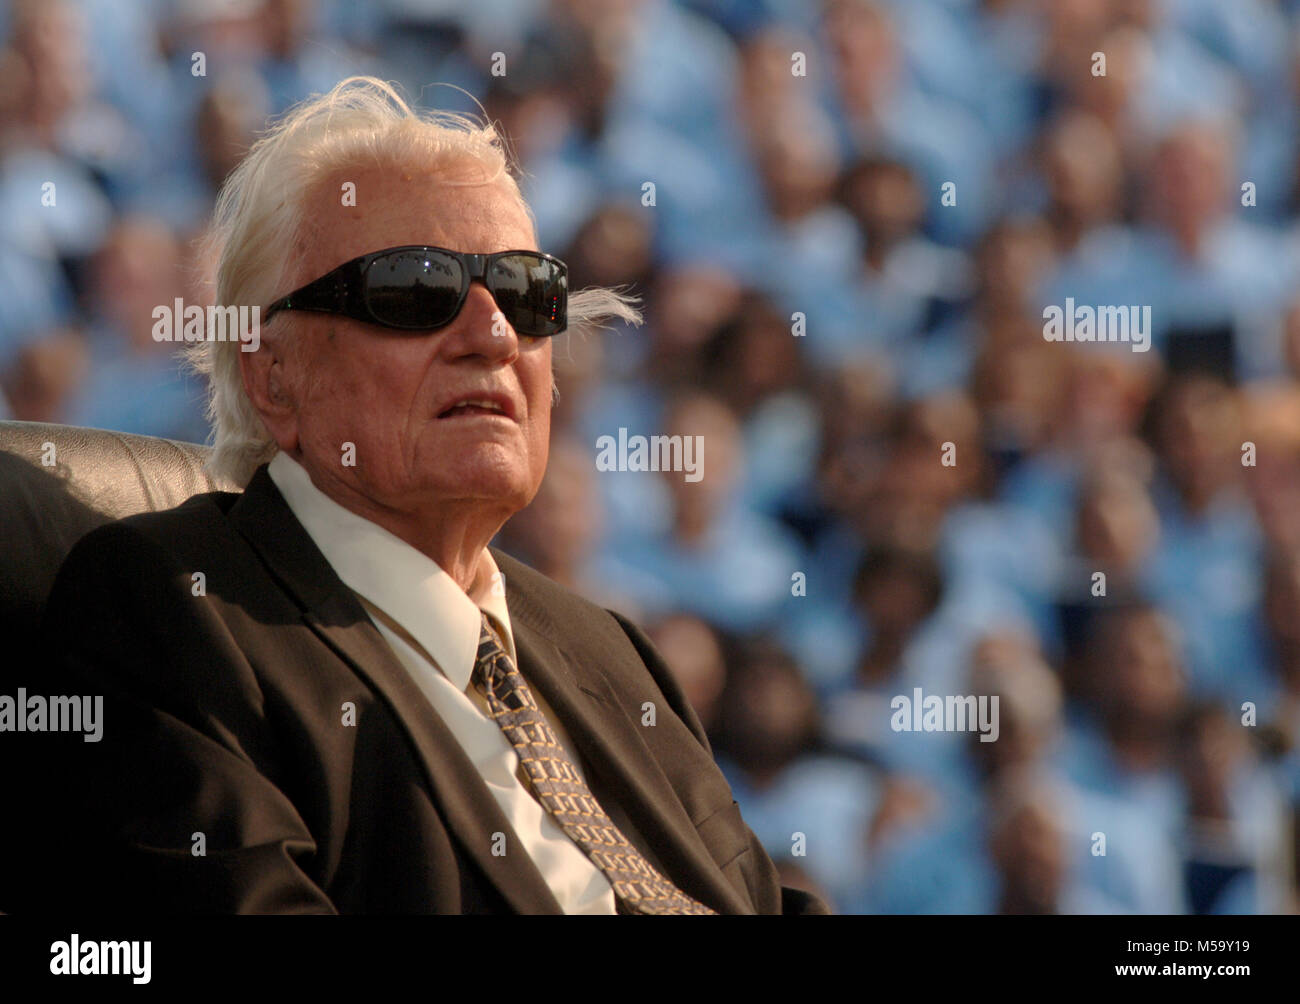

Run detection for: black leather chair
[[0, 421, 236, 666], [0, 422, 239, 913]]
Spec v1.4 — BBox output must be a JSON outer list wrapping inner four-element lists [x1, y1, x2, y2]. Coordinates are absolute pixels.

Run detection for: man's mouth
[[437, 396, 513, 419]]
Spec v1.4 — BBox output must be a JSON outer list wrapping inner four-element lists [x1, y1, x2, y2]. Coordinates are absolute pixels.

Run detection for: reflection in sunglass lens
[[365, 251, 463, 328], [490, 254, 566, 336]]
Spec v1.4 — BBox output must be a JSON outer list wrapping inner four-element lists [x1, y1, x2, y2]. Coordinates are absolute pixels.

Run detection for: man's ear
[[238, 332, 300, 453]]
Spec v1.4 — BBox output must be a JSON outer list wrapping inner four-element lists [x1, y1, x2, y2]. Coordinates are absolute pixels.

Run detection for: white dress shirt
[[267, 452, 617, 914]]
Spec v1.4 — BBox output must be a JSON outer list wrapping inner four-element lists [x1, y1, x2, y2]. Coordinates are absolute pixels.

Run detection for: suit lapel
[[504, 579, 754, 915], [229, 467, 563, 914]]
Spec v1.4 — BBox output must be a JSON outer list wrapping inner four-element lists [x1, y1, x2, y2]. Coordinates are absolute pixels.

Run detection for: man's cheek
[[532, 423, 551, 482]]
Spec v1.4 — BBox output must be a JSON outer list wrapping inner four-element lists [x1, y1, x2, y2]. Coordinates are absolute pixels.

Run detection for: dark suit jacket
[[17, 466, 827, 914]]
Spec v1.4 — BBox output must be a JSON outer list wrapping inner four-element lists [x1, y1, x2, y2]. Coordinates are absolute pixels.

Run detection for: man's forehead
[[294, 165, 536, 273]]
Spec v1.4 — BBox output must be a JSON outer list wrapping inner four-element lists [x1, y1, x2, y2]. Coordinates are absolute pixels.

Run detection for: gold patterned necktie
[[472, 613, 717, 915]]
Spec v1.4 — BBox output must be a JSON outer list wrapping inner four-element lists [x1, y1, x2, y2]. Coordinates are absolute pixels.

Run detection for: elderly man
[[27, 77, 826, 915]]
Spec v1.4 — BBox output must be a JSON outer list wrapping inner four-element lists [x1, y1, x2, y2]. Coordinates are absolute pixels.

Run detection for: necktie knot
[[476, 611, 504, 664], [474, 613, 526, 710]]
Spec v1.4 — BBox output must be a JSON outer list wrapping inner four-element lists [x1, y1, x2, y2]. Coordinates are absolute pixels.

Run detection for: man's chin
[[418, 467, 534, 513]]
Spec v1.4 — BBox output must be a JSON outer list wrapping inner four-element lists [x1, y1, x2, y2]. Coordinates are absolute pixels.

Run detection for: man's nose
[[441, 281, 519, 361]]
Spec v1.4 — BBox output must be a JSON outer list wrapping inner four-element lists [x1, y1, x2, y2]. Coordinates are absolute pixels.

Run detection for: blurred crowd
[[4, 0, 1300, 914]]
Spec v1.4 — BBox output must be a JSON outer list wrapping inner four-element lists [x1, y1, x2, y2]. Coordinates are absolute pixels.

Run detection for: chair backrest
[[0, 422, 237, 655]]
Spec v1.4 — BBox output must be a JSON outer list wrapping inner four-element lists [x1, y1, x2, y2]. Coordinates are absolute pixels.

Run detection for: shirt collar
[[267, 451, 516, 691]]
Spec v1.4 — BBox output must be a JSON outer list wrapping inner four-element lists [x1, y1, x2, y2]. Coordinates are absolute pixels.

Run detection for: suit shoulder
[[70, 488, 241, 556], [490, 547, 709, 745], [489, 548, 643, 649], [53, 489, 246, 595], [116, 487, 243, 544]]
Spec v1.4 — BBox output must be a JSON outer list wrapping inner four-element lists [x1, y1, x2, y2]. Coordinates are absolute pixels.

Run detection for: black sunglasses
[[263, 245, 568, 337]]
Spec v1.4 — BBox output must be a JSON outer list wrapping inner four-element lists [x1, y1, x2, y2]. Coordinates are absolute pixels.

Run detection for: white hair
[[187, 76, 642, 486]]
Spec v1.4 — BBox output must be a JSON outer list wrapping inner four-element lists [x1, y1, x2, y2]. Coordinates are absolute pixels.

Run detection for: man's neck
[[288, 453, 509, 594]]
